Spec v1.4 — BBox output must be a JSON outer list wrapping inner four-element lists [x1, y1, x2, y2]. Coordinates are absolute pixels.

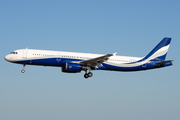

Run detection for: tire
[[88, 72, 93, 77], [84, 73, 89, 78], [21, 69, 25, 73]]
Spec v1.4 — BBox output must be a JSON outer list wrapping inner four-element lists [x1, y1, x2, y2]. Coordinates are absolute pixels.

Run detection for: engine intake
[[61, 63, 82, 73]]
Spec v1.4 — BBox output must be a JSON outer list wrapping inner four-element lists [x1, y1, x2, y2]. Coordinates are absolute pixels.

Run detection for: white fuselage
[[5, 49, 142, 66]]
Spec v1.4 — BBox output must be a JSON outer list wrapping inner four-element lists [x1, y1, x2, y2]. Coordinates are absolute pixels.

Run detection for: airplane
[[4, 37, 173, 78]]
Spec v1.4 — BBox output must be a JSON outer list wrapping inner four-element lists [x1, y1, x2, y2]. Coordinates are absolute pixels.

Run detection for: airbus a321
[[4, 37, 173, 78]]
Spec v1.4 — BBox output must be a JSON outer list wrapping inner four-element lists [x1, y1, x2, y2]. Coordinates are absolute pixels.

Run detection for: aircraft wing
[[80, 53, 116, 67]]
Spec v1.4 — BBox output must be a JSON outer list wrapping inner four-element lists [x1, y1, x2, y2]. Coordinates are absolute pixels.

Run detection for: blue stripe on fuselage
[[14, 58, 83, 67], [14, 57, 170, 71], [102, 62, 155, 71]]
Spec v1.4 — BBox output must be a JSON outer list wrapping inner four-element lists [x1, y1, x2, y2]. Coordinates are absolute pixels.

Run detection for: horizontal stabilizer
[[154, 60, 173, 67]]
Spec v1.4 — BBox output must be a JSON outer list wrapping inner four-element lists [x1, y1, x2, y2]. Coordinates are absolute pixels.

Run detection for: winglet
[[113, 52, 117, 56]]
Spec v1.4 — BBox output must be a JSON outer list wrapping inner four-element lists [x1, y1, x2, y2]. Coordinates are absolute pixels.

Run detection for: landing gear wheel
[[84, 73, 89, 78], [88, 72, 93, 77], [21, 69, 25, 73]]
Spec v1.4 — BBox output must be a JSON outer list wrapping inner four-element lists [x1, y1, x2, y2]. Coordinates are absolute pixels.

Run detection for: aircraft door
[[56, 52, 61, 62], [22, 49, 27, 58]]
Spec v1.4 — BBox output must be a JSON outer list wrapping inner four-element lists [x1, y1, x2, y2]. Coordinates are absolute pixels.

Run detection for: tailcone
[[164, 61, 173, 67]]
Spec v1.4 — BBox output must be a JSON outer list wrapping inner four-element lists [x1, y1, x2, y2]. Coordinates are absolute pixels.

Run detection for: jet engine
[[61, 63, 82, 73]]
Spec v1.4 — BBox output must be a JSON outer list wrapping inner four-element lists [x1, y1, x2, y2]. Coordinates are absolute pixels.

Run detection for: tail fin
[[143, 37, 171, 61]]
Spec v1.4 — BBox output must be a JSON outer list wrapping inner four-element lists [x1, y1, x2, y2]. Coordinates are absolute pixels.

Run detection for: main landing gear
[[21, 64, 26, 73], [84, 68, 93, 79]]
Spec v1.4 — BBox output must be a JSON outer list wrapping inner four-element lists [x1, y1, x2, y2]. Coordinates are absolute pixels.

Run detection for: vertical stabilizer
[[143, 37, 171, 61]]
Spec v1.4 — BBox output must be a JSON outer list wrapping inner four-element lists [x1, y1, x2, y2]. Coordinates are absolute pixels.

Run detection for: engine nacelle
[[61, 63, 82, 73]]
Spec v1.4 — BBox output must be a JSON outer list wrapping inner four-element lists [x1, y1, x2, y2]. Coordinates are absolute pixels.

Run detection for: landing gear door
[[22, 49, 27, 58]]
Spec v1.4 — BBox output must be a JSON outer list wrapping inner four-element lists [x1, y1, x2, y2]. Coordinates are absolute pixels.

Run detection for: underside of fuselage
[[11, 57, 172, 72]]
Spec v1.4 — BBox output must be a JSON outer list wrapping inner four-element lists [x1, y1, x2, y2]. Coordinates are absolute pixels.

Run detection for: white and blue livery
[[4, 37, 173, 78]]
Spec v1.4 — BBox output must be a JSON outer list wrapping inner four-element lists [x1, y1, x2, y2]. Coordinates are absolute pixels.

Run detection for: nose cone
[[4, 55, 11, 62]]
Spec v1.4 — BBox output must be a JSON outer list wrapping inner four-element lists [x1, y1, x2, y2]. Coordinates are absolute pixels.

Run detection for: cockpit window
[[10, 52, 18, 54]]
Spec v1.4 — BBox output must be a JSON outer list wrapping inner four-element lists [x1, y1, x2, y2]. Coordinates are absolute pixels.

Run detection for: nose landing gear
[[21, 64, 26, 73]]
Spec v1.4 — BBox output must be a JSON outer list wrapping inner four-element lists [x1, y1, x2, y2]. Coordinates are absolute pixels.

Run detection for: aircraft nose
[[4, 55, 11, 62]]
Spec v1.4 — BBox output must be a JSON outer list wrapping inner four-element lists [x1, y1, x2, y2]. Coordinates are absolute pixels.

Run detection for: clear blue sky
[[0, 1, 180, 120]]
